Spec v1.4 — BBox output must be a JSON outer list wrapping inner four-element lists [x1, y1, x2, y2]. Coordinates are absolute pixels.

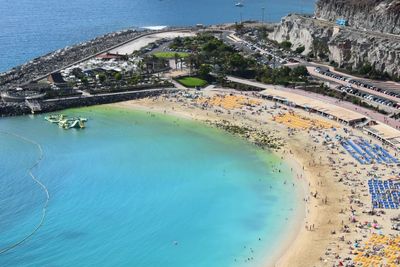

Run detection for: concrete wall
[[0, 88, 179, 117]]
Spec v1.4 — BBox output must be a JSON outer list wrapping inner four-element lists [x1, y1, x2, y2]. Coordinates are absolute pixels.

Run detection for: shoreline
[[106, 87, 399, 267], [84, 101, 305, 266], [274, 152, 309, 267], [114, 104, 307, 267], [5, 84, 399, 266], [1, 2, 398, 264], [108, 93, 327, 267]]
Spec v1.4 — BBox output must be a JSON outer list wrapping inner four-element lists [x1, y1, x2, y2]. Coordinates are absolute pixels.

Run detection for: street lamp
[[262, 7, 265, 25]]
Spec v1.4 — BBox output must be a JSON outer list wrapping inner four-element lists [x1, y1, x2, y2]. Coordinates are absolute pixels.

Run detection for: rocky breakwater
[[0, 29, 144, 90], [0, 103, 30, 117], [0, 88, 178, 117], [40, 89, 177, 114], [269, 14, 400, 78], [316, 0, 400, 35]]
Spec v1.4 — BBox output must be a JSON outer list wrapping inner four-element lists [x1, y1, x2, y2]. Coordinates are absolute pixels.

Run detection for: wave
[[141, 25, 168, 30]]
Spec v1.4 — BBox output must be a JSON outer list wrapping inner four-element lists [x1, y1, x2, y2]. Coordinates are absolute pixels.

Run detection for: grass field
[[153, 52, 189, 59], [176, 77, 208, 88]]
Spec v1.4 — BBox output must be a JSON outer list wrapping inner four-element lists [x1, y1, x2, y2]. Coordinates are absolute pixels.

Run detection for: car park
[[315, 67, 400, 105]]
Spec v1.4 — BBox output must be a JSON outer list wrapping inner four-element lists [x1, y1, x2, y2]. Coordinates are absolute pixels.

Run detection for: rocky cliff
[[269, 14, 333, 55], [315, 0, 400, 34], [269, 14, 400, 78]]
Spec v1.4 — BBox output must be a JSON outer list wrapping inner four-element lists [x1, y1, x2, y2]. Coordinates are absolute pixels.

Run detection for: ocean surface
[[0, 0, 315, 72], [0, 107, 301, 267]]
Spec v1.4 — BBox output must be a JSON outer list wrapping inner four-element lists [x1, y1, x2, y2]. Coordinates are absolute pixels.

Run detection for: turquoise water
[[0, 0, 316, 72], [0, 107, 300, 267]]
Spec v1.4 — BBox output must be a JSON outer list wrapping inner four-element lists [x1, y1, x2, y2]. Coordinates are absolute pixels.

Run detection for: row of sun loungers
[[340, 137, 398, 165], [368, 180, 400, 209]]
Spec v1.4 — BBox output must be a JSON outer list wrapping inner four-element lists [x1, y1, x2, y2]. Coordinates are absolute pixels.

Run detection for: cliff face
[[315, 0, 400, 34], [328, 30, 400, 76], [269, 14, 400, 77], [269, 15, 333, 55]]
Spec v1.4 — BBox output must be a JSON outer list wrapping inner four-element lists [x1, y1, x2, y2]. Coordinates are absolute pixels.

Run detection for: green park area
[[153, 52, 189, 59], [176, 77, 207, 88]]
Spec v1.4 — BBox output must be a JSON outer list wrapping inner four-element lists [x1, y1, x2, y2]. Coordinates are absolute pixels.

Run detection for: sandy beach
[[110, 87, 400, 267]]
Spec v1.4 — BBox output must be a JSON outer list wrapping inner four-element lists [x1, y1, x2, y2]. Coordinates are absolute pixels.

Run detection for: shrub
[[280, 40, 292, 50], [295, 46, 305, 54]]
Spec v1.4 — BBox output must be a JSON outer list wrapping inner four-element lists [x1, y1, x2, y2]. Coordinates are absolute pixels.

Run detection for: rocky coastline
[[0, 29, 145, 90]]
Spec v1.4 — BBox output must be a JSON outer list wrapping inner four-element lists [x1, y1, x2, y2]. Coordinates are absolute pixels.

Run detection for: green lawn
[[177, 77, 207, 88], [153, 51, 189, 59]]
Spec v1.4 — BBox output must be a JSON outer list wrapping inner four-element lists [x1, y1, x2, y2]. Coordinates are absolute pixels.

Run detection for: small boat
[[235, 1, 244, 7]]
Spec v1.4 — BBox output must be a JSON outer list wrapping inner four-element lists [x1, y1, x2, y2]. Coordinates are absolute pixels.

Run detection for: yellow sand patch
[[273, 112, 336, 129], [196, 95, 260, 110]]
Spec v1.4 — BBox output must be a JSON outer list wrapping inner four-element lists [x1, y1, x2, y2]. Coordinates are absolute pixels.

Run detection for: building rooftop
[[48, 72, 66, 84], [96, 53, 127, 60], [367, 123, 400, 140]]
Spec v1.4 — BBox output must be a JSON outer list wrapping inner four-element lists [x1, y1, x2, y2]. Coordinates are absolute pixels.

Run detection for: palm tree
[[186, 54, 195, 75], [174, 53, 179, 70]]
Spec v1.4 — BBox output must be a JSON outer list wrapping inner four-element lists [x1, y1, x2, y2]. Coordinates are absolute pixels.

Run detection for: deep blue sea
[[0, 0, 315, 72], [0, 107, 301, 267]]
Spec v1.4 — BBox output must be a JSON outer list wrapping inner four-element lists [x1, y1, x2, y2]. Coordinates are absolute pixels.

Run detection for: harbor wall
[[0, 27, 191, 90], [0, 88, 178, 117]]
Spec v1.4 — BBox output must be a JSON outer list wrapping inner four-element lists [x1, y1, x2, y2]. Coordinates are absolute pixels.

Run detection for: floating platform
[[45, 114, 87, 130], [58, 118, 87, 129], [44, 114, 66, 123]]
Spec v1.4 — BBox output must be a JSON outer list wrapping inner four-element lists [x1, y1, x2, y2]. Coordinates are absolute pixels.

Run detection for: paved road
[[308, 63, 400, 94], [313, 17, 400, 42], [225, 32, 285, 66], [170, 80, 187, 90], [307, 66, 400, 111]]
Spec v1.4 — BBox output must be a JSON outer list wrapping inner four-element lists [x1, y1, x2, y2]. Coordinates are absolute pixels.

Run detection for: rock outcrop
[[315, 0, 400, 34], [328, 29, 400, 77], [269, 14, 400, 78], [269, 14, 333, 55]]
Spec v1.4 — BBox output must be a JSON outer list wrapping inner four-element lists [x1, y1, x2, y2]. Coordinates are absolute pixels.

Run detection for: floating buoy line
[[0, 130, 49, 255]]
